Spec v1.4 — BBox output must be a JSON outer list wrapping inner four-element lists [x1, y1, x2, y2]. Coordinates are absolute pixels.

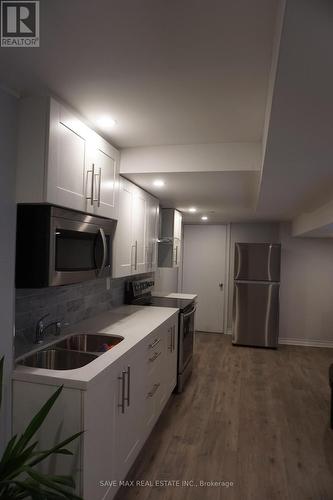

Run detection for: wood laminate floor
[[116, 333, 333, 500]]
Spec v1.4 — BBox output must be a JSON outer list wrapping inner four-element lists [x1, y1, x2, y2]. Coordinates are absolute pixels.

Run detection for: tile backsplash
[[15, 273, 153, 352]]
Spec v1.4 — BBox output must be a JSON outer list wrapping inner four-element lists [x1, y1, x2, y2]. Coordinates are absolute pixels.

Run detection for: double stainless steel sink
[[18, 334, 124, 370]]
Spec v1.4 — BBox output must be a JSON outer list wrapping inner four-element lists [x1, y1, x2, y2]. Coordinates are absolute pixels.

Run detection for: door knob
[[219, 283, 223, 289]]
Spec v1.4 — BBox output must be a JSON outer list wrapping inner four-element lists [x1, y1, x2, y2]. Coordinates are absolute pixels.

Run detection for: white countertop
[[152, 292, 198, 300], [13, 305, 178, 390]]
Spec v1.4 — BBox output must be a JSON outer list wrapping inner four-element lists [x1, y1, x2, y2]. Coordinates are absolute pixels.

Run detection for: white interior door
[[182, 225, 227, 333]]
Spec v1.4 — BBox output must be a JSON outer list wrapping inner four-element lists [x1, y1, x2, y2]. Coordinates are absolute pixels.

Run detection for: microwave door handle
[[97, 227, 107, 277]]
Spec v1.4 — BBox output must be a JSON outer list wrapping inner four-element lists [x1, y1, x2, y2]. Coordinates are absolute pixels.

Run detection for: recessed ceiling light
[[97, 116, 117, 129], [201, 216, 208, 221], [189, 207, 197, 213], [153, 179, 165, 187]]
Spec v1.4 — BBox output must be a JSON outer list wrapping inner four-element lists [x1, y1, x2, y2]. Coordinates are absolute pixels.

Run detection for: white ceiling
[[0, 0, 279, 148], [257, 0, 333, 220], [5, 0, 330, 226], [124, 171, 260, 223]]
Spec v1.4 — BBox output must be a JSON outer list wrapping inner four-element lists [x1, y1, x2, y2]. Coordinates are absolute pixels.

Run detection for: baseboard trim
[[279, 338, 333, 348], [225, 328, 232, 336]]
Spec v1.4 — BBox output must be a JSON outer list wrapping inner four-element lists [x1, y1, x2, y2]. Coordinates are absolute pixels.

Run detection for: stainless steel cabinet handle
[[131, 244, 136, 268], [175, 246, 178, 265], [135, 241, 138, 270], [118, 370, 126, 414], [149, 351, 162, 362], [168, 327, 173, 352], [125, 366, 131, 407], [97, 167, 102, 207], [172, 325, 175, 352], [147, 383, 160, 398], [86, 163, 95, 206], [149, 338, 161, 348]]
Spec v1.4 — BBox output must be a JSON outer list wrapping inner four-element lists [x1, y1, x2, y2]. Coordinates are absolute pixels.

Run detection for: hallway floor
[[116, 333, 333, 500]]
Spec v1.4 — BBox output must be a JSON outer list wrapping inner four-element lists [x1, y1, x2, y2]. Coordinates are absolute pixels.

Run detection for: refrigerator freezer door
[[234, 243, 281, 282], [232, 281, 280, 347]]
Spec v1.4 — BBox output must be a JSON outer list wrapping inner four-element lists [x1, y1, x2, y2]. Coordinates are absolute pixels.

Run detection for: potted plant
[[0, 356, 83, 499]]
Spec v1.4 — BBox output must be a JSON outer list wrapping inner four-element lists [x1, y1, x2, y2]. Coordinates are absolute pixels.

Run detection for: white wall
[[227, 222, 280, 330], [279, 223, 333, 346], [0, 87, 17, 452], [120, 142, 261, 173]]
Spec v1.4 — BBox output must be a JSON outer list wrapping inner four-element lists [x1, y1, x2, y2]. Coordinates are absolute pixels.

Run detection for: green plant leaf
[[47, 474, 75, 488], [31, 447, 74, 457], [12, 386, 63, 456], [0, 434, 18, 464], [0, 441, 39, 480], [28, 431, 83, 468], [26, 468, 82, 499]]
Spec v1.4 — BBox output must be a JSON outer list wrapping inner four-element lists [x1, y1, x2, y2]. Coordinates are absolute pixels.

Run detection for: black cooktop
[[126, 278, 195, 312], [136, 295, 194, 312]]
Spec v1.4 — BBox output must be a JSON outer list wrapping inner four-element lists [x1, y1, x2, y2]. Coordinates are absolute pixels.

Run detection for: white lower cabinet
[[114, 345, 145, 482], [12, 313, 178, 500]]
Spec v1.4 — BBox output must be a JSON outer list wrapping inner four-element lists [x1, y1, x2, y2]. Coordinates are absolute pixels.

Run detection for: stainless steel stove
[[126, 279, 196, 392]]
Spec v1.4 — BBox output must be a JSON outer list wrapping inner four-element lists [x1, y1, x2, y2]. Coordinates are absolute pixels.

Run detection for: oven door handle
[[182, 305, 197, 318], [97, 227, 107, 277]]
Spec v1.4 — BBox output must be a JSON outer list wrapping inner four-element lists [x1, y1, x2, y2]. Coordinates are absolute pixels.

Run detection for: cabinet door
[[86, 140, 119, 220], [143, 330, 165, 438], [112, 179, 134, 278], [114, 346, 145, 481], [145, 195, 159, 273], [131, 186, 147, 274], [83, 370, 117, 500], [150, 197, 160, 272], [174, 210, 182, 240], [173, 238, 181, 268], [47, 101, 88, 212], [12, 381, 83, 493]]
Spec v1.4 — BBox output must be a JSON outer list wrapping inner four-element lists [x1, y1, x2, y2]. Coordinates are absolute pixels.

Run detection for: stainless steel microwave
[[16, 205, 116, 287]]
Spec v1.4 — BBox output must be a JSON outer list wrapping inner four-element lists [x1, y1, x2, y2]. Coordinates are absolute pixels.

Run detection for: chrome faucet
[[35, 314, 62, 344]]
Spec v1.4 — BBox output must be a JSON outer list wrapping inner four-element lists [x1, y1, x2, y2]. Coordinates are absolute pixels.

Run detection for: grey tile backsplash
[[15, 273, 153, 351]]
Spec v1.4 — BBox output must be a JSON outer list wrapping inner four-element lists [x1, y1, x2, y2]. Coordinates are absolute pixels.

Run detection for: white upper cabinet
[[131, 184, 147, 274], [47, 100, 87, 210], [16, 96, 119, 219], [112, 179, 133, 277], [146, 195, 160, 273], [158, 208, 183, 268], [85, 139, 119, 219], [174, 209, 182, 240], [113, 177, 159, 278]]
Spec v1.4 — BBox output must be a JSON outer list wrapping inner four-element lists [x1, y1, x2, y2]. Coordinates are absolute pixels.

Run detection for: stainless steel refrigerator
[[232, 243, 281, 348]]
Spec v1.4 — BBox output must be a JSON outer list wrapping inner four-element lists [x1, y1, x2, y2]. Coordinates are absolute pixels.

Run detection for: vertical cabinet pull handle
[[135, 241, 138, 270], [131, 244, 136, 269], [86, 163, 102, 206], [86, 163, 95, 206], [125, 366, 131, 407], [118, 370, 126, 414], [172, 325, 175, 352], [97, 167, 102, 207]]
